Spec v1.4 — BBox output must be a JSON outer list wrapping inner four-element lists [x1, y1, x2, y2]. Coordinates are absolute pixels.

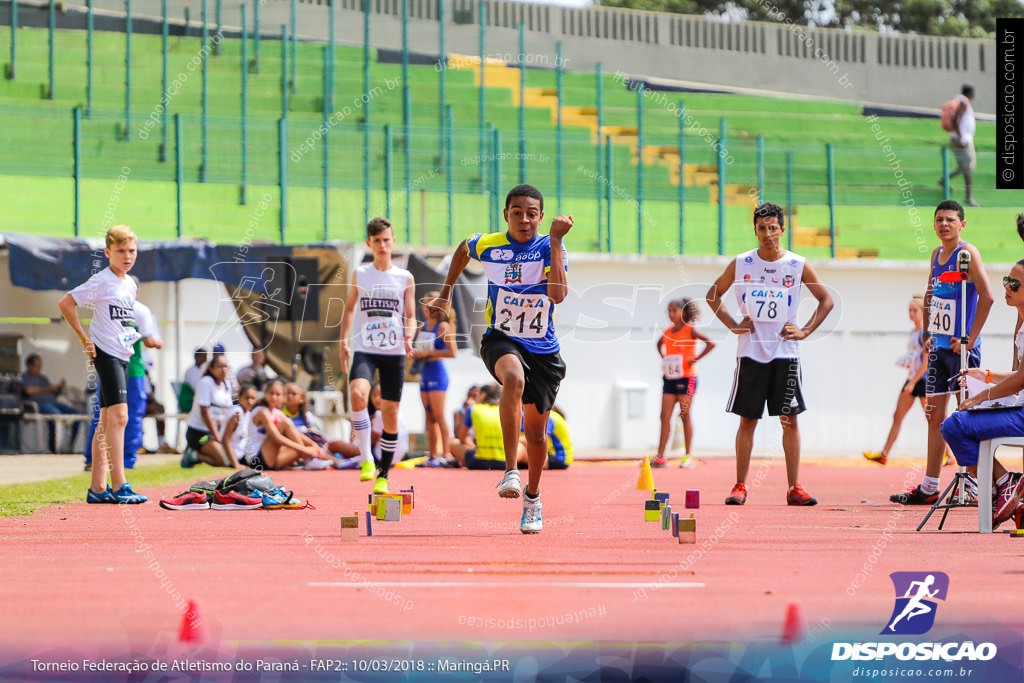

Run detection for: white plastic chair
[[977, 436, 1024, 533]]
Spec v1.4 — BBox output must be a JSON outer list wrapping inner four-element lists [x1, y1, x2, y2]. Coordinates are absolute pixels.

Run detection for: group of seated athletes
[[179, 352, 572, 473]]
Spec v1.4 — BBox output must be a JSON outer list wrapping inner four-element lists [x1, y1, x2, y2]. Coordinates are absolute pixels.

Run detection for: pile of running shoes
[[159, 468, 312, 511]]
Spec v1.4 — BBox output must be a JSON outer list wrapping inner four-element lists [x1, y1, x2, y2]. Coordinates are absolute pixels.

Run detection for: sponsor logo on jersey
[[783, 274, 795, 287], [504, 263, 523, 284], [489, 248, 514, 261], [744, 256, 753, 263], [514, 250, 542, 262]]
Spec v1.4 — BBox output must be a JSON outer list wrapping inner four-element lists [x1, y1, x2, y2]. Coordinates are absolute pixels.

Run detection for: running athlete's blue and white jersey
[[467, 231, 567, 354], [929, 242, 978, 351]]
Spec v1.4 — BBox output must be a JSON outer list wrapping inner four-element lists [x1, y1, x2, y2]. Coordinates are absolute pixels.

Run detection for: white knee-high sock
[[352, 409, 372, 464]]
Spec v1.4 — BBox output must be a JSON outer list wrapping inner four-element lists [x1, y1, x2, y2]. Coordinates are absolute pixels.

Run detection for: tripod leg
[[917, 474, 963, 532]]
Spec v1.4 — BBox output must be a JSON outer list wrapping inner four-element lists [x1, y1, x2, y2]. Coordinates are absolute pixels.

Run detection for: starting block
[[340, 512, 359, 542], [678, 514, 696, 544], [644, 499, 661, 522]]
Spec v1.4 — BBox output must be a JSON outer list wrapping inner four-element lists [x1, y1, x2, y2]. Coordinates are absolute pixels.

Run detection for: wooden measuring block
[[340, 512, 359, 542], [677, 515, 696, 544]]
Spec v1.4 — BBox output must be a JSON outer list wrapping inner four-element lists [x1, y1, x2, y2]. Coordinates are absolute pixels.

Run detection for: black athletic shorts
[[93, 346, 129, 408], [903, 378, 927, 398], [926, 346, 981, 396], [185, 426, 212, 451], [480, 329, 566, 415], [727, 357, 806, 419], [350, 352, 406, 402]]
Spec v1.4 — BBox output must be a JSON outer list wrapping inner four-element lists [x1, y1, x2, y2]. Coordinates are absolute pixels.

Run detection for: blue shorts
[[464, 450, 506, 470], [663, 376, 697, 396], [419, 361, 449, 393], [926, 346, 980, 396], [941, 407, 1024, 467]]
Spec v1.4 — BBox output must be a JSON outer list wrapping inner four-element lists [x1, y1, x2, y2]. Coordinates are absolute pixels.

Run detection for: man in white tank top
[[706, 203, 834, 507], [339, 217, 417, 495]]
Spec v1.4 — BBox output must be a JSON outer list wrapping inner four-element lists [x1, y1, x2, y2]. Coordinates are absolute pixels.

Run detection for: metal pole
[[253, 0, 260, 73], [385, 124, 393, 220], [678, 101, 685, 254], [636, 83, 644, 254], [757, 134, 764, 203], [555, 42, 563, 214], [86, 0, 92, 114], [290, 0, 297, 93], [214, 0, 222, 54], [518, 22, 525, 183], [8, 0, 15, 80], [478, 1, 486, 187], [279, 117, 287, 243], [280, 24, 288, 117], [175, 114, 184, 237], [402, 0, 411, 240], [73, 106, 81, 236], [159, 0, 167, 160], [47, 0, 54, 99], [605, 134, 613, 253], [363, 0, 371, 220], [240, 4, 248, 204], [124, 0, 131, 139], [785, 150, 794, 251], [328, 0, 335, 113], [446, 105, 454, 245], [826, 142, 835, 258], [322, 45, 330, 241], [200, 0, 208, 181], [494, 127, 502, 226], [405, 125, 412, 243], [942, 147, 950, 199], [717, 117, 726, 256], [596, 63, 603, 250], [438, 0, 446, 162]]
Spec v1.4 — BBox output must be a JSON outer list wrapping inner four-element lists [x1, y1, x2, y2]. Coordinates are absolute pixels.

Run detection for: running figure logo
[[881, 572, 949, 635]]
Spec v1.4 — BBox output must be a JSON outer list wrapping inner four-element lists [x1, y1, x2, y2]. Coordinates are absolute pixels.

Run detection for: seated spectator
[[243, 379, 329, 470], [546, 405, 573, 470], [222, 383, 259, 469], [21, 353, 82, 453], [452, 385, 481, 440], [451, 383, 525, 470], [179, 354, 236, 468], [283, 382, 360, 468], [178, 347, 207, 414], [236, 348, 276, 392]]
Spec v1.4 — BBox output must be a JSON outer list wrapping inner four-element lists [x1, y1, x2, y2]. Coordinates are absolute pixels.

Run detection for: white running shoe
[[520, 493, 542, 534], [303, 457, 332, 470], [679, 455, 694, 469], [496, 469, 522, 498]]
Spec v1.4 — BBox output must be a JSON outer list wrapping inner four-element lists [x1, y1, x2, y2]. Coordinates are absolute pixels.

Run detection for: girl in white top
[[222, 384, 259, 468], [57, 225, 147, 504], [864, 294, 929, 465], [245, 380, 325, 470], [182, 354, 235, 467]]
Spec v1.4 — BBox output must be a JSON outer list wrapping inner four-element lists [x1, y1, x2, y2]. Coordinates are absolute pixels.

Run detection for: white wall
[[3, 249, 1018, 455]]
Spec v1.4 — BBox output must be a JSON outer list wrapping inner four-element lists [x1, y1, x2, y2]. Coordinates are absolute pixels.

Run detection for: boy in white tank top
[[706, 203, 834, 507], [339, 217, 416, 495]]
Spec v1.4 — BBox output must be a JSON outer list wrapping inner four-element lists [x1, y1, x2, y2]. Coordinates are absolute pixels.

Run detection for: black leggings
[[93, 346, 129, 408]]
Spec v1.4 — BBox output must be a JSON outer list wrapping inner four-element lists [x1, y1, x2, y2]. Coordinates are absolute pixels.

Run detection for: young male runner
[[431, 184, 572, 533], [339, 217, 417, 495], [706, 202, 834, 506]]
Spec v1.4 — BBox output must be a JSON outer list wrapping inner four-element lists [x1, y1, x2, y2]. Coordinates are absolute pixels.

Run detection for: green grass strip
[[0, 461, 225, 517]]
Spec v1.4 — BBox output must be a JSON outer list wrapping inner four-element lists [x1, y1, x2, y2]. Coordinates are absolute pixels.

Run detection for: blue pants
[[83, 376, 145, 468], [34, 400, 81, 453], [940, 408, 1024, 467]]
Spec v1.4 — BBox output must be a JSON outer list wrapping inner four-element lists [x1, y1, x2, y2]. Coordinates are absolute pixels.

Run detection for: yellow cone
[[637, 456, 655, 490]]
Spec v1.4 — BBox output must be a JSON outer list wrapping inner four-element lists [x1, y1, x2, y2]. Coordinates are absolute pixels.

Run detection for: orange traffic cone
[[178, 599, 209, 645], [780, 602, 804, 644], [637, 456, 655, 491]]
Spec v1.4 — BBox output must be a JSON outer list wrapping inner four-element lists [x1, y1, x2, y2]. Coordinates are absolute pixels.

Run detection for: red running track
[[1, 457, 1022, 653]]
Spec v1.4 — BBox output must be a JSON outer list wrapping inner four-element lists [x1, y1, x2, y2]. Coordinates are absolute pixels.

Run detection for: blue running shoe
[[112, 483, 148, 504], [86, 486, 117, 504], [262, 487, 304, 510], [180, 447, 197, 468]]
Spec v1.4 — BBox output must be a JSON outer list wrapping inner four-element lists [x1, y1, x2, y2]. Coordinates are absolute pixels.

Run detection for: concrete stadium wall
[[56, 0, 997, 114], [5, 247, 1019, 455]]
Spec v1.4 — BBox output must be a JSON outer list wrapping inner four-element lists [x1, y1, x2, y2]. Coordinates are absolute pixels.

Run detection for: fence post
[[240, 4, 248, 204], [47, 0, 54, 99], [827, 142, 835, 258], [175, 114, 184, 237], [200, 0, 208, 181], [717, 117, 726, 256], [556, 42, 563, 214], [7, 0, 15, 81], [478, 1, 486, 190], [159, 0, 168, 161], [73, 106, 81, 237], [290, 0, 297, 93], [402, 0, 411, 241], [385, 124, 393, 220], [328, 0, 335, 113], [678, 101, 685, 254], [518, 22, 525, 183], [405, 121, 412, 243], [595, 63, 603, 251], [86, 0, 93, 114], [280, 24, 288, 117], [605, 134, 613, 253], [446, 105, 454, 246], [757, 134, 764, 203], [493, 127, 502, 231], [363, 0, 371, 221], [785, 150, 794, 251], [124, 0, 132, 139], [279, 118, 287, 244], [214, 0, 222, 54], [636, 83, 644, 254], [253, 0, 260, 73], [941, 147, 950, 199], [438, 0, 446, 162]]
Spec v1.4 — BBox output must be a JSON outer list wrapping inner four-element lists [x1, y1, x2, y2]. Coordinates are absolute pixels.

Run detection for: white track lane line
[[308, 582, 705, 588]]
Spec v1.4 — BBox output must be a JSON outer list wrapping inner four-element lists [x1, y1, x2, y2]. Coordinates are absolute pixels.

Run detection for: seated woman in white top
[[222, 383, 259, 468], [181, 354, 236, 468]]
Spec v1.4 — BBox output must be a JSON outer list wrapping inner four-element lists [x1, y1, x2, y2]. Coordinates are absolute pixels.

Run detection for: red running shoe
[[725, 482, 747, 505], [650, 455, 667, 468], [159, 490, 211, 511], [786, 482, 818, 506], [211, 490, 263, 510]]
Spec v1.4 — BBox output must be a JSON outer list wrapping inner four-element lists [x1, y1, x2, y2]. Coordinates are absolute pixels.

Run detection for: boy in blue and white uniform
[[431, 184, 572, 534]]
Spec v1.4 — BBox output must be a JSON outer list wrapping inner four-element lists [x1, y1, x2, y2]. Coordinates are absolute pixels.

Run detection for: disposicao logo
[[831, 571, 997, 663]]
